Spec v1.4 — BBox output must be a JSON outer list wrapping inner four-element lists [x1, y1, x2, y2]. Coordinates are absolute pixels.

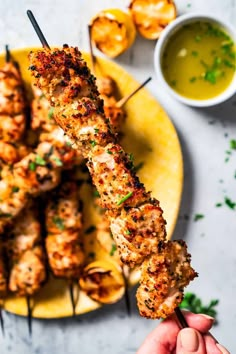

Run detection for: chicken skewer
[[0, 45, 29, 171], [45, 176, 85, 315], [6, 201, 46, 334], [29, 41, 197, 320]]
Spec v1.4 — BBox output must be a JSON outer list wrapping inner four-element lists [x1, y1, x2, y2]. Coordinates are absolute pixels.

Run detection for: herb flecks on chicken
[[29, 45, 197, 319]]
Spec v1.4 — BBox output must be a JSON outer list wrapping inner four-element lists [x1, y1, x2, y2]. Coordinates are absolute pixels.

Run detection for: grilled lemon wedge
[[79, 261, 125, 304], [129, 0, 177, 39], [90, 9, 136, 58]]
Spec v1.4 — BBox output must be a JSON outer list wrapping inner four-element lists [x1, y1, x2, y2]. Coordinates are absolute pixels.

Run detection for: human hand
[[137, 311, 230, 354]]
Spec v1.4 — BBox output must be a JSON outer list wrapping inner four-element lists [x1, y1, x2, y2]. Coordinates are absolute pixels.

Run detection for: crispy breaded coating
[[137, 240, 198, 319], [7, 205, 46, 296], [87, 143, 149, 210], [45, 180, 84, 278], [107, 199, 166, 267], [0, 62, 26, 142], [29, 46, 197, 319]]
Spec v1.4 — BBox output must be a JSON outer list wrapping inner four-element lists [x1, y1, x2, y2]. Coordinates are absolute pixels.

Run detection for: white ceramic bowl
[[154, 13, 236, 107]]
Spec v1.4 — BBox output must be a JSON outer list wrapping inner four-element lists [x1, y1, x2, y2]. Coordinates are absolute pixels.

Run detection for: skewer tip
[[174, 307, 189, 329], [26, 296, 32, 336], [69, 283, 76, 317], [0, 308, 5, 337], [26, 10, 50, 50], [5, 45, 10, 63]]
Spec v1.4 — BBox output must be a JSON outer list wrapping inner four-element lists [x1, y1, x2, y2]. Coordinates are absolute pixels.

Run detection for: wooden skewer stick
[[122, 266, 131, 316], [175, 307, 189, 328], [0, 305, 5, 337], [27, 13, 191, 325], [88, 25, 96, 75], [116, 77, 152, 108], [26, 296, 33, 336], [27, 10, 50, 50], [5, 45, 10, 63], [69, 281, 76, 317]]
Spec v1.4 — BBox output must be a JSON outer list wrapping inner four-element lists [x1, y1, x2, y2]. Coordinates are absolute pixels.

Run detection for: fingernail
[[216, 343, 230, 354], [200, 314, 215, 321], [180, 328, 199, 352]]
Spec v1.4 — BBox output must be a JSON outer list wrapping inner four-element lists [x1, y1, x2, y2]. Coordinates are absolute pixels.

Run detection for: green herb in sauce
[[162, 21, 236, 100]]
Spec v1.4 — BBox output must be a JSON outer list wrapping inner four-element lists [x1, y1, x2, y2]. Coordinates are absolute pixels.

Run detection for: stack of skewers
[[0, 43, 152, 335]]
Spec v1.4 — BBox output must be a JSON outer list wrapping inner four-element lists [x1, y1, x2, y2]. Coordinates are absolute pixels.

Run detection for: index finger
[[136, 312, 214, 354]]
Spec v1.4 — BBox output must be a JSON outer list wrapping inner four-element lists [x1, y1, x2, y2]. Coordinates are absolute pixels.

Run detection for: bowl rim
[[154, 13, 236, 107]]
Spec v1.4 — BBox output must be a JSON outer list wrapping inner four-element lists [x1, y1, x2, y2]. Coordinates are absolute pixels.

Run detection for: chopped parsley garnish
[[94, 128, 99, 133], [194, 214, 204, 221], [85, 225, 96, 234], [117, 192, 133, 206], [125, 230, 131, 235], [52, 216, 65, 230], [110, 244, 117, 256], [195, 35, 201, 42], [52, 157, 63, 167], [170, 80, 177, 87], [189, 76, 197, 83], [230, 139, 236, 149], [35, 155, 46, 166], [66, 141, 72, 147], [90, 140, 96, 147], [48, 107, 54, 119], [224, 196, 236, 210], [215, 203, 222, 207], [12, 186, 19, 193], [106, 150, 113, 155], [29, 161, 36, 171], [93, 190, 100, 198], [0, 213, 12, 218], [191, 50, 198, 57], [180, 292, 219, 320], [129, 153, 134, 162]]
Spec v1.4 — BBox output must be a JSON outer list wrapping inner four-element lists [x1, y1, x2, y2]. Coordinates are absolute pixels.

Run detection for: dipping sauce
[[162, 21, 236, 100]]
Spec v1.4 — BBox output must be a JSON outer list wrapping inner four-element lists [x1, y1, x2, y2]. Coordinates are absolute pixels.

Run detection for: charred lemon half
[[90, 9, 136, 58], [79, 261, 125, 304], [129, 0, 177, 39]]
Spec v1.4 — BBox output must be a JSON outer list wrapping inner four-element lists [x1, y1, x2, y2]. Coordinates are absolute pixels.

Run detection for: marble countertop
[[0, 0, 236, 353]]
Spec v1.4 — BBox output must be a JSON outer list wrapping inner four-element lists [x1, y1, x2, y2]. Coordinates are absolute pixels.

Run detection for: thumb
[[176, 328, 206, 354]]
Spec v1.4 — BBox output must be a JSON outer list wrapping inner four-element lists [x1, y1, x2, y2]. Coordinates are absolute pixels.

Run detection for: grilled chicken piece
[[29, 45, 197, 319], [96, 76, 116, 97], [137, 240, 198, 319], [31, 85, 83, 167], [107, 199, 166, 267], [0, 62, 26, 142], [6, 204, 46, 296], [0, 141, 30, 166], [45, 179, 84, 278], [0, 141, 62, 233]]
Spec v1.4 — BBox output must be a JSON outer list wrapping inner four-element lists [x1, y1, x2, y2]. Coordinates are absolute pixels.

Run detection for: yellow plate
[[0, 47, 183, 318]]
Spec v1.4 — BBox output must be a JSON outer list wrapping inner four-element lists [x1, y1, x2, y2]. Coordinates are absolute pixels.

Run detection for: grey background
[[0, 0, 236, 353]]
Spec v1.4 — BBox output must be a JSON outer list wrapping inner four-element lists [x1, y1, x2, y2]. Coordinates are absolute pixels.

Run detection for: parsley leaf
[[48, 107, 54, 119], [35, 155, 46, 166], [194, 214, 204, 221], [180, 293, 219, 320], [224, 196, 236, 210], [52, 216, 65, 230], [110, 244, 117, 256]]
